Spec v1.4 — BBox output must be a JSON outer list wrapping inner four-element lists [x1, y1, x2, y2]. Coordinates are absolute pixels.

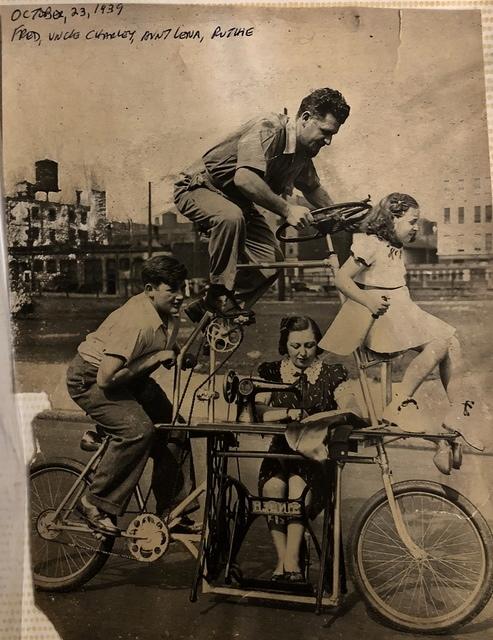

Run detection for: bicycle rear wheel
[[30, 458, 114, 591], [349, 480, 493, 634]]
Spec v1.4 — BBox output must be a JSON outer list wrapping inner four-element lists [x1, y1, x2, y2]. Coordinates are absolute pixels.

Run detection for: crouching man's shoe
[[78, 495, 120, 536]]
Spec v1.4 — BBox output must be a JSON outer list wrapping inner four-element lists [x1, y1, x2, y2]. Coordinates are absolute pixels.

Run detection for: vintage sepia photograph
[[2, 3, 493, 639]]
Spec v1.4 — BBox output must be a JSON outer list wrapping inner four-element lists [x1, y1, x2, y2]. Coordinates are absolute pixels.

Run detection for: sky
[[2, 5, 490, 223]]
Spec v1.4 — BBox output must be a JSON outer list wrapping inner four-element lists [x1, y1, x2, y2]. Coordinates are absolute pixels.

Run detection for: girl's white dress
[[319, 234, 455, 355]]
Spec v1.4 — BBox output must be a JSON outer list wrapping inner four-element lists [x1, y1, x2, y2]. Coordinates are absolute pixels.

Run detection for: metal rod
[[173, 313, 212, 422], [237, 259, 332, 270], [147, 181, 152, 258], [331, 463, 343, 603], [376, 442, 427, 559], [168, 480, 207, 522]]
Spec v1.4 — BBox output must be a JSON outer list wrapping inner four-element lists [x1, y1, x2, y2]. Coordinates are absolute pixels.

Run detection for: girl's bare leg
[[262, 476, 287, 575], [399, 337, 450, 398], [438, 334, 463, 400]]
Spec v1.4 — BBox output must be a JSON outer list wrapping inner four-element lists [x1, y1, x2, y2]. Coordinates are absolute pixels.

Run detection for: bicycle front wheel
[[30, 459, 114, 591], [349, 480, 493, 634]]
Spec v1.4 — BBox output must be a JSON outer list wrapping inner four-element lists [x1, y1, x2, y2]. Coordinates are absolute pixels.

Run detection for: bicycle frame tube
[[375, 441, 427, 559], [174, 312, 212, 423], [50, 440, 109, 523], [208, 348, 216, 423]]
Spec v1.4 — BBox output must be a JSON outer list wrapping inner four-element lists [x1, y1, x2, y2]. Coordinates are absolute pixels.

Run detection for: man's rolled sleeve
[[294, 160, 321, 194], [236, 118, 279, 175]]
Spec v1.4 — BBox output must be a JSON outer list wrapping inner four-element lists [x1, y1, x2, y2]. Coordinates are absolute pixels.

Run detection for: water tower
[[35, 159, 60, 200]]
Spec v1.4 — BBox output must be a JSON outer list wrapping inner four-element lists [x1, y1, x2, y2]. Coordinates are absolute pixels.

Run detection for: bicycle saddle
[[80, 429, 104, 452]]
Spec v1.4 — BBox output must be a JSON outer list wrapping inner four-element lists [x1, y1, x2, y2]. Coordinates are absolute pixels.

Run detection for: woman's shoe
[[284, 571, 305, 583], [78, 495, 120, 536], [271, 571, 285, 582], [433, 439, 452, 475]]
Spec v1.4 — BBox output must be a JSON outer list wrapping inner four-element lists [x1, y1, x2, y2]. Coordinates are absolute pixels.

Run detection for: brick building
[[6, 160, 208, 296], [437, 174, 493, 263]]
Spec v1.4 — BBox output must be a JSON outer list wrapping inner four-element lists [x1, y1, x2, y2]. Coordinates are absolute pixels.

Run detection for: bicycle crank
[[124, 513, 170, 562]]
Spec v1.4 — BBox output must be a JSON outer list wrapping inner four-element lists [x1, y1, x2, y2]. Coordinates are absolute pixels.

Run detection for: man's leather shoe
[[78, 495, 120, 536]]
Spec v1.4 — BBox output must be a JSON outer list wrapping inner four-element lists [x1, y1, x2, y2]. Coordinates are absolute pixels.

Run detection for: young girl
[[319, 193, 484, 473]]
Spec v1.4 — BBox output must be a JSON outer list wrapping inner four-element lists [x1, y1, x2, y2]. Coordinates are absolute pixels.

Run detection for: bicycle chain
[[48, 535, 150, 562]]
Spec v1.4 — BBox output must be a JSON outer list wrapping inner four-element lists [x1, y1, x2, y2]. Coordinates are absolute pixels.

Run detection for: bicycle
[[30, 200, 493, 634]]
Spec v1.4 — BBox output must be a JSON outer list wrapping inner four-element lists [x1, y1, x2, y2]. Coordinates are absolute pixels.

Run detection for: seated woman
[[255, 315, 352, 583]]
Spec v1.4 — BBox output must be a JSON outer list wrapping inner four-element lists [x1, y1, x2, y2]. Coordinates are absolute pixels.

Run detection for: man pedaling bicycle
[[66, 255, 195, 536], [174, 87, 353, 318]]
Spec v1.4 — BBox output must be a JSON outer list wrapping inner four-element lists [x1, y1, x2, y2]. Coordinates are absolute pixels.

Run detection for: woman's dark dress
[[257, 359, 348, 518]]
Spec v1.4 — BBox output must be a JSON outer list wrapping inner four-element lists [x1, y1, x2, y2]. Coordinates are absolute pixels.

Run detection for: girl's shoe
[[382, 395, 425, 433], [443, 400, 485, 452], [433, 439, 452, 475]]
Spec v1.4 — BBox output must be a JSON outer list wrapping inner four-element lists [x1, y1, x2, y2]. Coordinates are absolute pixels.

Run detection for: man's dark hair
[[278, 315, 323, 356], [297, 88, 350, 124], [141, 255, 188, 288]]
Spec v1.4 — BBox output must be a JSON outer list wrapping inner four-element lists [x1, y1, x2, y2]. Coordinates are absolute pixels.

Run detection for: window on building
[[68, 228, 76, 244], [486, 205, 492, 223], [68, 209, 76, 223], [49, 229, 56, 243], [474, 234, 482, 251], [486, 233, 492, 252], [119, 258, 130, 270], [458, 207, 465, 224], [31, 206, 40, 221], [474, 206, 481, 223], [46, 260, 57, 274], [80, 211, 88, 225], [33, 259, 43, 272], [78, 229, 88, 244], [48, 208, 57, 222], [29, 227, 40, 242], [443, 208, 450, 224]]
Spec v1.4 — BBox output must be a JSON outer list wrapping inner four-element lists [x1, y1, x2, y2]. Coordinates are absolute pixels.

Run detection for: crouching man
[[66, 255, 194, 535]]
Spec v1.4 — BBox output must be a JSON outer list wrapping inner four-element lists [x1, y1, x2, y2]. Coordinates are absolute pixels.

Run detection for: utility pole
[[147, 181, 153, 258]]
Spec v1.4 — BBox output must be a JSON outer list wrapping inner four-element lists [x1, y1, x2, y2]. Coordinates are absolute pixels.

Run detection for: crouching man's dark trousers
[[67, 354, 194, 516]]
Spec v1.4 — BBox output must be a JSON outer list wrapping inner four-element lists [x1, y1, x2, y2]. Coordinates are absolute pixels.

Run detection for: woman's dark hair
[[361, 192, 419, 247], [141, 255, 188, 289], [296, 88, 350, 124], [278, 315, 323, 356]]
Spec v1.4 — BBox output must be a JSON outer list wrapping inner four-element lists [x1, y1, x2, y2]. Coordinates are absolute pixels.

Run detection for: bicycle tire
[[30, 458, 114, 591], [349, 480, 493, 634]]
